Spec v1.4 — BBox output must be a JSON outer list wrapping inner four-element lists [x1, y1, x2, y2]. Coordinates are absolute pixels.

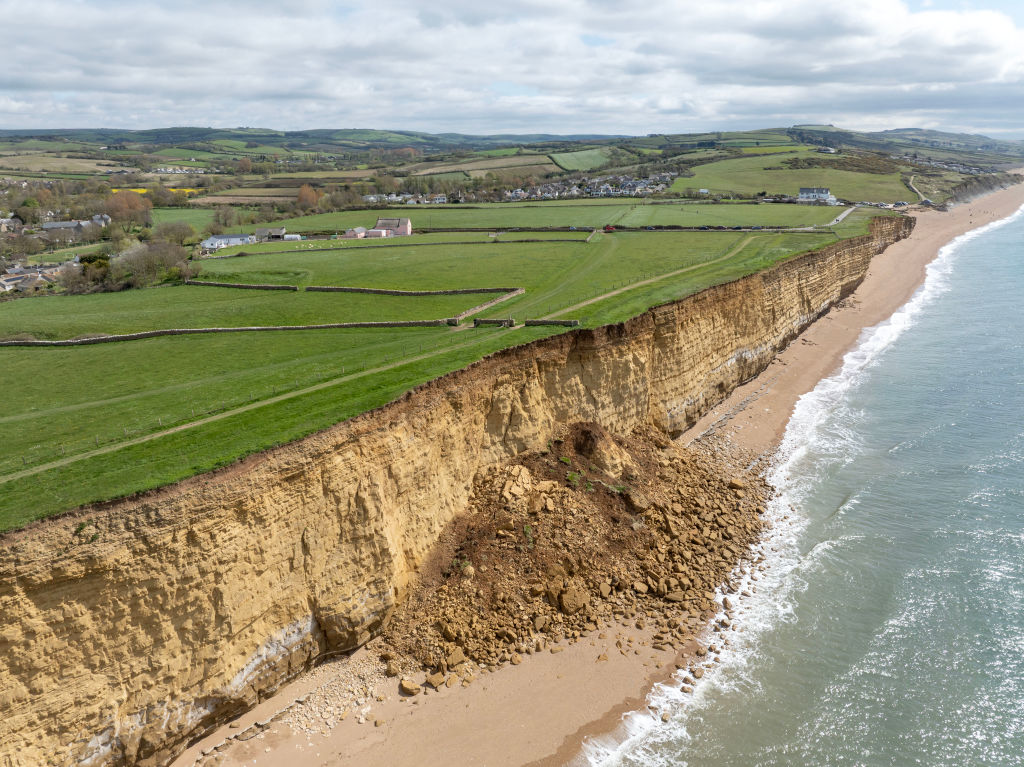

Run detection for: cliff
[[947, 172, 1023, 204], [0, 216, 913, 767]]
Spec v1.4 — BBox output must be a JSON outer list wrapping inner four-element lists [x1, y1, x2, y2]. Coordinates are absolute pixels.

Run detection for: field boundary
[[185, 280, 298, 291], [0, 321, 451, 347], [305, 286, 519, 296]]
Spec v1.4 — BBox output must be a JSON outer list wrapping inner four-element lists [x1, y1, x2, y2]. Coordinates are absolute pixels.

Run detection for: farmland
[[550, 148, 613, 171], [0, 206, 873, 529], [240, 201, 844, 233], [672, 149, 915, 201], [3, 121, 1017, 530], [0, 153, 120, 174], [150, 207, 216, 231]]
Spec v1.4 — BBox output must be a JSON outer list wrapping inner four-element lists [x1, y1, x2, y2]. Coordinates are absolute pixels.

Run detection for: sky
[[2, 0, 1024, 138]]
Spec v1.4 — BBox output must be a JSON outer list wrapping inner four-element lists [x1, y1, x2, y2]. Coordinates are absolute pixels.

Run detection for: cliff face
[[0, 216, 913, 766]]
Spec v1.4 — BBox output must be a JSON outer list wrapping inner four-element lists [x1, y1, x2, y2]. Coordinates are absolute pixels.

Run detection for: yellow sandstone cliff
[[0, 216, 913, 766]]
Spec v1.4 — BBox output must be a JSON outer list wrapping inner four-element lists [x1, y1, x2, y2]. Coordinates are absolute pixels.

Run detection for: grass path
[[0, 328, 514, 486], [544, 235, 753, 318]]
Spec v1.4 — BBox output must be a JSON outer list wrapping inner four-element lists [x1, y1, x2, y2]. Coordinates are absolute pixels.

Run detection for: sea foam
[[578, 205, 1024, 767]]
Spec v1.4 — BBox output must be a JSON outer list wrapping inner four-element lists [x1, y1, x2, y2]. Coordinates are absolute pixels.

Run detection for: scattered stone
[[399, 679, 421, 696]]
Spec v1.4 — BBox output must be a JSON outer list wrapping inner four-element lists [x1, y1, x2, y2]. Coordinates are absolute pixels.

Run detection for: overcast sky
[[2, 0, 1023, 138]]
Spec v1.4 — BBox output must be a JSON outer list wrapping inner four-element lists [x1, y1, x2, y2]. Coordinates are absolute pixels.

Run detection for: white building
[[798, 187, 838, 204], [200, 233, 257, 251]]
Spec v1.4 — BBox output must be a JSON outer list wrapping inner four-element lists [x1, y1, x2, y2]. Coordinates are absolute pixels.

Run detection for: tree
[[146, 184, 175, 207], [237, 157, 253, 174], [154, 221, 195, 245], [296, 184, 320, 210], [106, 191, 152, 232], [16, 198, 40, 224]]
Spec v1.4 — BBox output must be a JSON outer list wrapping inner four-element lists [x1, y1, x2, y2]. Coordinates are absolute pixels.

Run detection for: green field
[[0, 203, 881, 529], [205, 231, 593, 258], [550, 148, 612, 171], [672, 149, 913, 201], [151, 207, 216, 230], [0, 287, 477, 340], [245, 201, 846, 233], [616, 203, 840, 228]]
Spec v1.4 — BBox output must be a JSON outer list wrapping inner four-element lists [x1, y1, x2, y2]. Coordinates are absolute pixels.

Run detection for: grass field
[[407, 154, 553, 175], [550, 148, 613, 171], [242, 201, 846, 233], [0, 154, 118, 173], [616, 203, 840, 228], [206, 230, 592, 257], [672, 149, 913, 201], [151, 207, 216, 230], [0, 201, 898, 530]]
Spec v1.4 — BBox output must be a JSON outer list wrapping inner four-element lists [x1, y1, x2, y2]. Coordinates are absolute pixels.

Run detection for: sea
[[581, 205, 1024, 767]]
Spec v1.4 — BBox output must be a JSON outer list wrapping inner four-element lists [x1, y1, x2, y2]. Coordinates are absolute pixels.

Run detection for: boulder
[[399, 679, 421, 696], [559, 585, 589, 615], [425, 671, 446, 690]]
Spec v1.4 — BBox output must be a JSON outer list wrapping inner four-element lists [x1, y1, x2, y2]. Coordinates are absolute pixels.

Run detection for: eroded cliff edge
[[0, 216, 913, 766]]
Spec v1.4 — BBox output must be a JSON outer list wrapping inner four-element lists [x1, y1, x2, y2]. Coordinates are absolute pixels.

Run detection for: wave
[[577, 205, 1024, 767]]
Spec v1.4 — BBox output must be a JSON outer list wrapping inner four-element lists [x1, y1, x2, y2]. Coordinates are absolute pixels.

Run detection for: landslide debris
[[377, 422, 769, 683]]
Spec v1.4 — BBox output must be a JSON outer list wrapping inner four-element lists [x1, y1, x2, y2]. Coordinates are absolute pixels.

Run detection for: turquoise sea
[[581, 206, 1024, 767]]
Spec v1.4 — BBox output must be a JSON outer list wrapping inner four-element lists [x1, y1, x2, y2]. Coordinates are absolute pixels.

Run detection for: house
[[343, 227, 367, 239], [41, 221, 87, 234], [373, 217, 412, 236], [798, 187, 838, 204], [200, 233, 257, 251], [0, 218, 21, 233], [255, 227, 286, 241]]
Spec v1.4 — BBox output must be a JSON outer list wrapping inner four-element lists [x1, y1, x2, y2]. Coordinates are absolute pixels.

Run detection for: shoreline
[[174, 181, 1024, 767]]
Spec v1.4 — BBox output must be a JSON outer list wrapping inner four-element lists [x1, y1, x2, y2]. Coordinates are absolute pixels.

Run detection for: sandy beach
[[172, 180, 1024, 767]]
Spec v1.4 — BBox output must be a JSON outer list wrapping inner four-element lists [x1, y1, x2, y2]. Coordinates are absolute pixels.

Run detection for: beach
[[172, 179, 1024, 767]]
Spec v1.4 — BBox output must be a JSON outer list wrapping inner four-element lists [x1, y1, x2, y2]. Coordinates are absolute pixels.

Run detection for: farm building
[[798, 187, 838, 204], [200, 233, 257, 251], [343, 227, 367, 239], [255, 227, 286, 241], [373, 217, 412, 236]]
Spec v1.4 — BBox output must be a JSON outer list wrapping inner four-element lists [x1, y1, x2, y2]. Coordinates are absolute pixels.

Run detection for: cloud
[[0, 0, 1022, 137]]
